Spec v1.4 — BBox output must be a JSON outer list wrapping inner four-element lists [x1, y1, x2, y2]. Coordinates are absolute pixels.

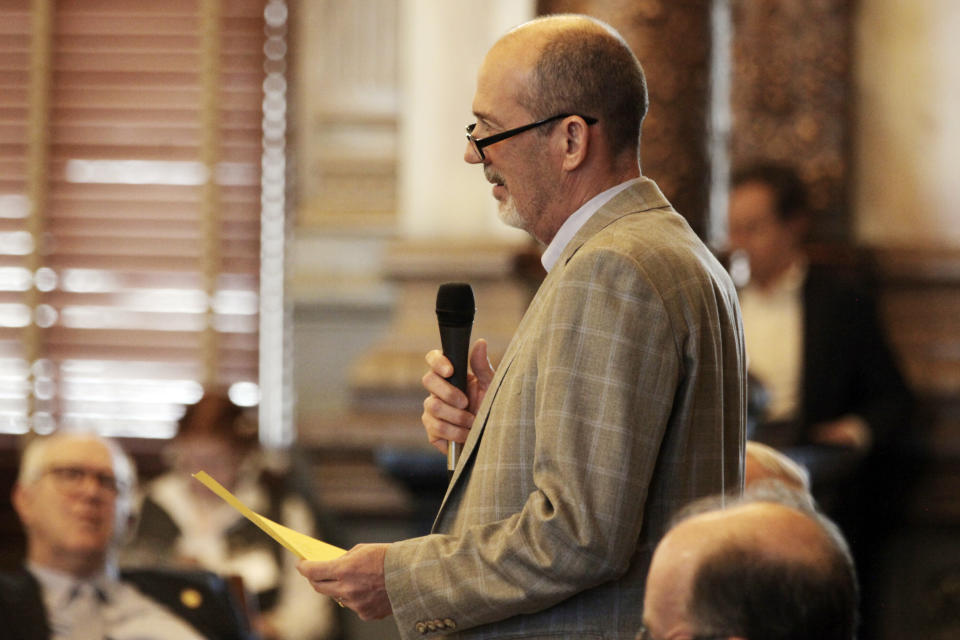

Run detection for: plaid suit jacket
[[385, 178, 746, 639]]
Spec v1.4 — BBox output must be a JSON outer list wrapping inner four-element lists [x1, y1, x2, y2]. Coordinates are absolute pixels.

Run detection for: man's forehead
[[476, 32, 541, 95], [473, 63, 530, 124], [731, 182, 777, 214], [43, 436, 115, 469]]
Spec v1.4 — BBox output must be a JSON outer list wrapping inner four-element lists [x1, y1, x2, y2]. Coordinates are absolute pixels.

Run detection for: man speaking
[[299, 14, 746, 639]]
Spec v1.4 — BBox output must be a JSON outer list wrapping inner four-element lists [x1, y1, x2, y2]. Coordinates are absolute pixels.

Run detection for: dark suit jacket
[[799, 264, 912, 446], [0, 566, 256, 640], [749, 263, 914, 528]]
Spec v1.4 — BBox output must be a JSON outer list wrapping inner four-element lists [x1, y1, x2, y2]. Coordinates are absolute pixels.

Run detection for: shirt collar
[[540, 178, 642, 273], [29, 561, 120, 604]]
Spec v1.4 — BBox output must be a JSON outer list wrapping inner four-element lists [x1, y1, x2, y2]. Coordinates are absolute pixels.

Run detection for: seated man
[[1, 430, 255, 640], [640, 488, 858, 640], [728, 162, 912, 469], [728, 161, 914, 577]]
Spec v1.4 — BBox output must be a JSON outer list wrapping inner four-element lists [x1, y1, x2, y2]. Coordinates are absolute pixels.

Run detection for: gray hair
[[18, 430, 137, 500]]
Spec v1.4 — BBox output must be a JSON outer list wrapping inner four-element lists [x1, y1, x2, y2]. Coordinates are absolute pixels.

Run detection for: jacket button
[[444, 618, 457, 629], [415, 622, 427, 634]]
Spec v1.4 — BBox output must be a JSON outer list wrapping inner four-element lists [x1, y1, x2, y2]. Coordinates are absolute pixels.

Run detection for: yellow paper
[[192, 471, 346, 562]]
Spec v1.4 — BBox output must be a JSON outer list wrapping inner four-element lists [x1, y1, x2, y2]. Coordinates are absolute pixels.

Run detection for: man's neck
[[540, 166, 641, 244], [571, 162, 640, 206], [29, 548, 111, 580], [752, 252, 805, 291], [539, 176, 643, 272]]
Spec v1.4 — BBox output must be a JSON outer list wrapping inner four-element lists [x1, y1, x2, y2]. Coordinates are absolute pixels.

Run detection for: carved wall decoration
[[730, 0, 853, 240], [537, 0, 715, 238]]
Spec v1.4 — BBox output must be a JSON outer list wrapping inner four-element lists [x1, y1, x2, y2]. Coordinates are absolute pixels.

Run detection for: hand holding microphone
[[435, 283, 476, 473]]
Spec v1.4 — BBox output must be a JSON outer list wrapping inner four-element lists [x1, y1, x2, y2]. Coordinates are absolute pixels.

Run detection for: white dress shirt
[[739, 259, 807, 421]]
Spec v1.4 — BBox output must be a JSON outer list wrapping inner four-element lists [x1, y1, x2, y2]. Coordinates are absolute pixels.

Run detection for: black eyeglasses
[[466, 113, 598, 160], [44, 465, 125, 494], [635, 623, 732, 640]]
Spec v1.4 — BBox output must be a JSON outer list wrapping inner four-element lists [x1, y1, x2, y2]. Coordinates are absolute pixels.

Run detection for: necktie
[[67, 582, 106, 640]]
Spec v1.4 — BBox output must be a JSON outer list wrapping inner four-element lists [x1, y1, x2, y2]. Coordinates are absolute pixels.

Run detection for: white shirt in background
[[739, 259, 807, 422]]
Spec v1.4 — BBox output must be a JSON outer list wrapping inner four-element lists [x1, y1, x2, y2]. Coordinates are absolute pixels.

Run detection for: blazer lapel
[[430, 336, 523, 530]]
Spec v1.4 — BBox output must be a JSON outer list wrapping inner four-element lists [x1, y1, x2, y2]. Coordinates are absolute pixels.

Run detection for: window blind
[[0, 0, 267, 438]]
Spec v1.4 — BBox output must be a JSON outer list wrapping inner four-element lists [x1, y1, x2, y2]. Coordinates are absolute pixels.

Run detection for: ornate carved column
[[537, 0, 719, 240], [730, 0, 854, 240]]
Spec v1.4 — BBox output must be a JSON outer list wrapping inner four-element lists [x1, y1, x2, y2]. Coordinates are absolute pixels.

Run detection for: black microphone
[[435, 282, 476, 473]]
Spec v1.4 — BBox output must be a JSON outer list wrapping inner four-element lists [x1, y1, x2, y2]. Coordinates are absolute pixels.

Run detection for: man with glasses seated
[[639, 488, 858, 640], [297, 13, 744, 639], [0, 430, 255, 640]]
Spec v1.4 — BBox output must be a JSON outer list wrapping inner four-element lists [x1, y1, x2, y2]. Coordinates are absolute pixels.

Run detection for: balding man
[[639, 490, 858, 640], [744, 441, 811, 493], [298, 14, 745, 639], [0, 431, 253, 640]]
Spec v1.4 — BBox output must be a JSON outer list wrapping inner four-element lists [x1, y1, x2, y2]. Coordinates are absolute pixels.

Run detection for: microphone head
[[436, 282, 476, 326]]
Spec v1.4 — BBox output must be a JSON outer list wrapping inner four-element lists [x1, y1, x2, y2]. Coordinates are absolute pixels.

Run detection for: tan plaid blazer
[[385, 178, 746, 639]]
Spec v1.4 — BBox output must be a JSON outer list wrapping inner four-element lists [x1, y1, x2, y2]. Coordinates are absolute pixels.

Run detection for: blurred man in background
[[728, 162, 911, 508], [1, 431, 254, 640]]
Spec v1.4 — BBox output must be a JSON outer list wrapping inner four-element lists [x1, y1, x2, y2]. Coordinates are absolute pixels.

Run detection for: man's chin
[[496, 199, 526, 231], [65, 528, 113, 552]]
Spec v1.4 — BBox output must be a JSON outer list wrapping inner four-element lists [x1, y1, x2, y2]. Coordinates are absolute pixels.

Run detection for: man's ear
[[11, 483, 32, 526], [559, 116, 590, 171]]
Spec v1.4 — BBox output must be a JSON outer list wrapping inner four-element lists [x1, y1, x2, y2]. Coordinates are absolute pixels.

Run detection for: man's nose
[[79, 474, 103, 494], [464, 140, 483, 164], [75, 472, 111, 499]]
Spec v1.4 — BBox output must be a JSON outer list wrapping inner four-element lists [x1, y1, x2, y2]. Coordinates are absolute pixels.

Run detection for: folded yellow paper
[[192, 470, 346, 562]]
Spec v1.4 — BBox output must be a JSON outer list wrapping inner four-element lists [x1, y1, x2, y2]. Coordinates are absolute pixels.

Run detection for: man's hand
[[252, 611, 282, 640], [297, 543, 392, 621], [811, 414, 872, 451], [421, 338, 495, 454]]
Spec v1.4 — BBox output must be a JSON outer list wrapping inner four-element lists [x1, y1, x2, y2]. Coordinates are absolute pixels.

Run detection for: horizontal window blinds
[[0, 0, 266, 437]]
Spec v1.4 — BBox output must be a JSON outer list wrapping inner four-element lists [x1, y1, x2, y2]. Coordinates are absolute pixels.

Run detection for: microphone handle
[[438, 323, 472, 472]]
